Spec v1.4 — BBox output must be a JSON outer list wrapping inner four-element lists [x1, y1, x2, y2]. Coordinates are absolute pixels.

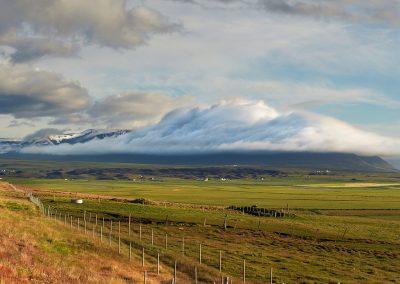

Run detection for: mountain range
[[0, 129, 396, 172], [0, 129, 129, 153]]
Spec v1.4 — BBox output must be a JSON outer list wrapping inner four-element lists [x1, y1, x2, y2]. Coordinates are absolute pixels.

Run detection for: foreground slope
[[0, 182, 173, 283]]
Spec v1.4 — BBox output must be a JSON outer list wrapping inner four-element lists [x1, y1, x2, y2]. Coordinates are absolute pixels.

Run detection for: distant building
[[310, 169, 331, 175]]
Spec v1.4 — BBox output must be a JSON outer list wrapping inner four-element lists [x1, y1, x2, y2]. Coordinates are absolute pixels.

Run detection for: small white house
[[71, 199, 83, 204]]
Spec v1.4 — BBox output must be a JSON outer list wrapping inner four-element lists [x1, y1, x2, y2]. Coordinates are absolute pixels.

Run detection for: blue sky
[[0, 0, 399, 157]]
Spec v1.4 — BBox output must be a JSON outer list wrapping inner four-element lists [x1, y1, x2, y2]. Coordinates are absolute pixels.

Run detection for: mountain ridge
[[0, 129, 396, 172], [0, 129, 130, 153], [0, 151, 396, 173]]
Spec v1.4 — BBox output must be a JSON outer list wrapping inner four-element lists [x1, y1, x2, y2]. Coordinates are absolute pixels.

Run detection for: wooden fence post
[[224, 215, 227, 230], [118, 234, 121, 254], [243, 259, 246, 283], [128, 214, 131, 236], [142, 247, 145, 267], [139, 223, 142, 241], [195, 266, 198, 284], [182, 237, 185, 255], [219, 250, 222, 272], [144, 270, 147, 284], [270, 267, 273, 284], [157, 253, 160, 275], [165, 233, 168, 250], [151, 229, 154, 245], [174, 260, 177, 284], [129, 242, 132, 261], [100, 226, 103, 242], [199, 244, 202, 264], [77, 218, 80, 230]]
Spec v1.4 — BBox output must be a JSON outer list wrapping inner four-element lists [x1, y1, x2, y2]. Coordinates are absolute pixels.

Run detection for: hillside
[[1, 151, 396, 173], [0, 182, 173, 283]]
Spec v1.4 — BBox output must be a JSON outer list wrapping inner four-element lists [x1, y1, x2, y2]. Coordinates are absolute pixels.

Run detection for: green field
[[9, 177, 400, 209], [5, 176, 400, 283]]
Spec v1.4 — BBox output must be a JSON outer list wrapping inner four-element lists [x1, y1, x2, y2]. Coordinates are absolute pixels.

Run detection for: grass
[[2, 175, 400, 283], [0, 182, 178, 283], [6, 177, 399, 283], [8, 177, 400, 209]]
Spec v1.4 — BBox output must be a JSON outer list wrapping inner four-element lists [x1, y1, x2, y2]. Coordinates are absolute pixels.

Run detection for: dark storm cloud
[[0, 63, 90, 118]]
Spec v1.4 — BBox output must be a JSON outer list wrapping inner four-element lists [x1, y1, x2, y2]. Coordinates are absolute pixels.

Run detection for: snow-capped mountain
[[0, 129, 130, 153], [0, 139, 21, 153]]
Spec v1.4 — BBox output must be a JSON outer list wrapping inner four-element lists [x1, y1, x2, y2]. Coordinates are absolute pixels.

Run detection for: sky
[[0, 0, 400, 157]]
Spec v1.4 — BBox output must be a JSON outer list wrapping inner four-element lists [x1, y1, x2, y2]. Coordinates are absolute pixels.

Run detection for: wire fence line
[[12, 184, 276, 283]]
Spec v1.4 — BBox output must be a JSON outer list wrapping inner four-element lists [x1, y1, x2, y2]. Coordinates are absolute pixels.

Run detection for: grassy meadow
[[4, 175, 400, 283], [8, 177, 400, 209]]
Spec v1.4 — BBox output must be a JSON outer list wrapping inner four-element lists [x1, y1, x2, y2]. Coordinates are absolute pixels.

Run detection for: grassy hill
[[0, 182, 177, 283]]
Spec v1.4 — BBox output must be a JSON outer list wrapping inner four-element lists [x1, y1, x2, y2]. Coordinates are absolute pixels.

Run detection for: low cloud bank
[[21, 100, 400, 156]]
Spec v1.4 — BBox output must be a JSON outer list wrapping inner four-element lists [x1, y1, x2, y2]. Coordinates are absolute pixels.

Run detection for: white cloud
[[0, 0, 179, 62], [88, 92, 193, 129], [21, 100, 400, 156]]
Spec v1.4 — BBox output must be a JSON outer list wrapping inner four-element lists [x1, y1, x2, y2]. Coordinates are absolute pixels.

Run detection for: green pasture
[[36, 193, 400, 283], [4, 175, 400, 283], [9, 178, 400, 209]]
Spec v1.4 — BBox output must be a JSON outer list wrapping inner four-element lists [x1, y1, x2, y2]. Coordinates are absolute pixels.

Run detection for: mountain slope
[[1, 151, 396, 172], [0, 129, 130, 153], [0, 128, 396, 172]]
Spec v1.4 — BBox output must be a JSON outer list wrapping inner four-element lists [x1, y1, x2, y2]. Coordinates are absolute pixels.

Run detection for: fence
[[14, 184, 276, 283]]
